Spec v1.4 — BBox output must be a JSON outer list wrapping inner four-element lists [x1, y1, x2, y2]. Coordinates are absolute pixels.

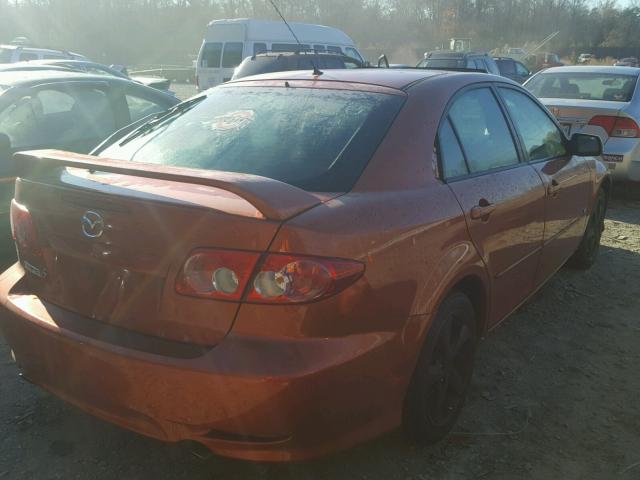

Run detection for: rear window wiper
[[118, 95, 206, 146]]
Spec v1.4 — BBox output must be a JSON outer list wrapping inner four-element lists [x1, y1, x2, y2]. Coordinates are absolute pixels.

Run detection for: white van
[[195, 19, 364, 91]]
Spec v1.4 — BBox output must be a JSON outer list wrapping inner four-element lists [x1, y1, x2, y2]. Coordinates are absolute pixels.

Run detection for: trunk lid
[[541, 98, 627, 141], [13, 150, 328, 346]]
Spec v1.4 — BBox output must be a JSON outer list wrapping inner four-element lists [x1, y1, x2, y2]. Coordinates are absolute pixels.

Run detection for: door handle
[[548, 178, 561, 196], [470, 202, 496, 220]]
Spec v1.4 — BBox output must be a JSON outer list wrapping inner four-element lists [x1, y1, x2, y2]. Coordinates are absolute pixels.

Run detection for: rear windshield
[[495, 59, 516, 74], [417, 58, 466, 69], [526, 72, 638, 101], [98, 86, 404, 192]]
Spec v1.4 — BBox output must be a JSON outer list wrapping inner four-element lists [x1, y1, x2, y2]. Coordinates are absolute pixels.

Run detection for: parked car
[[417, 51, 501, 75], [0, 60, 172, 91], [526, 52, 564, 72], [525, 65, 640, 181], [231, 51, 362, 80], [0, 70, 179, 255], [0, 69, 608, 462], [196, 18, 364, 90], [578, 53, 595, 64], [0, 44, 86, 63], [614, 57, 639, 67], [493, 56, 532, 83]]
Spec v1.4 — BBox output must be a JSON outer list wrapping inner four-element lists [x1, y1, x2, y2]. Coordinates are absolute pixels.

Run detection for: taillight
[[175, 249, 260, 301], [588, 115, 640, 138], [175, 249, 364, 304], [247, 254, 364, 304], [10, 200, 42, 259]]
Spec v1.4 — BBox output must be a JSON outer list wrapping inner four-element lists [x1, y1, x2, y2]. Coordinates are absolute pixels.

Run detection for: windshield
[[417, 58, 466, 68], [98, 86, 404, 192], [526, 72, 638, 101]]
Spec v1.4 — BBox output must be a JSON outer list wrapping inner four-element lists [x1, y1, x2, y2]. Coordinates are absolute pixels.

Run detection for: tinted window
[[253, 43, 267, 55], [499, 88, 567, 161], [0, 87, 115, 150], [200, 42, 222, 68], [515, 62, 530, 76], [417, 58, 466, 68], [526, 72, 638, 101], [327, 46, 342, 54], [448, 88, 519, 173], [313, 45, 326, 52], [496, 59, 516, 75], [126, 94, 167, 122], [19, 52, 38, 61], [222, 42, 244, 68], [99, 87, 404, 192], [345, 47, 363, 62], [438, 118, 468, 178], [272, 43, 309, 52]]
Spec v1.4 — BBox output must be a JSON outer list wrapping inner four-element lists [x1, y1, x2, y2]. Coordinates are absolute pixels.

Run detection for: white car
[[195, 19, 364, 91], [526, 66, 640, 182], [0, 44, 87, 63]]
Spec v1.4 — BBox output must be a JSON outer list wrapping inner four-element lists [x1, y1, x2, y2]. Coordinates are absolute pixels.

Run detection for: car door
[[497, 86, 593, 287], [439, 86, 546, 326]]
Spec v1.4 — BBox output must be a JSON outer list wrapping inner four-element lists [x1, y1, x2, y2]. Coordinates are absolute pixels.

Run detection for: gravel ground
[[1, 194, 639, 480]]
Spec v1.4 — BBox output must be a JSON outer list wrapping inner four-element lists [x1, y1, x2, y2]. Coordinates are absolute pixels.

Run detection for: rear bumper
[[0, 263, 415, 462], [601, 137, 640, 182]]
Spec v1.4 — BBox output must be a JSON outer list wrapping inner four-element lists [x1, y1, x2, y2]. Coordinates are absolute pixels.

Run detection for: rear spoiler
[[14, 150, 323, 221]]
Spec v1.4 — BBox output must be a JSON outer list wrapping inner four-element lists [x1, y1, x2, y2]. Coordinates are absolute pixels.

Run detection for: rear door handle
[[548, 178, 561, 196], [470, 202, 496, 220]]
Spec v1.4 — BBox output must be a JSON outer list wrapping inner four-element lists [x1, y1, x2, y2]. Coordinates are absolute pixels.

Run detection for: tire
[[402, 291, 477, 444], [567, 188, 607, 270]]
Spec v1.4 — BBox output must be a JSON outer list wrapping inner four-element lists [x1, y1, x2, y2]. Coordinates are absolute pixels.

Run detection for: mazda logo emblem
[[81, 210, 104, 238]]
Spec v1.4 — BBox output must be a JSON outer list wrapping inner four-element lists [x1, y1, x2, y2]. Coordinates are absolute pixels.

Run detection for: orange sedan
[[0, 69, 609, 461]]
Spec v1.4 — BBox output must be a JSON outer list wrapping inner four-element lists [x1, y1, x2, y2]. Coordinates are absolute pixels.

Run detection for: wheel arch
[[450, 274, 489, 336]]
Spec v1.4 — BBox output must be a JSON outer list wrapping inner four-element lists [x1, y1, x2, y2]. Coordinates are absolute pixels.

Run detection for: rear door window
[[200, 42, 222, 68], [0, 86, 116, 152], [222, 42, 244, 68], [313, 45, 326, 52], [499, 88, 567, 161], [327, 46, 343, 54], [438, 118, 469, 178], [125, 93, 167, 123], [448, 88, 519, 173]]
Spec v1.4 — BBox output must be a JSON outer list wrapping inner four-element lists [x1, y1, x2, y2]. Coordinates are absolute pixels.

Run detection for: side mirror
[[569, 133, 602, 157]]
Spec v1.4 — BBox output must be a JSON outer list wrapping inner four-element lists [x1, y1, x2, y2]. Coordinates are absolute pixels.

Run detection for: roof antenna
[[268, 0, 323, 77]]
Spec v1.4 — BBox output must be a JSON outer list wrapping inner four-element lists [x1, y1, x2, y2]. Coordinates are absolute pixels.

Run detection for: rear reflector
[[589, 115, 640, 138], [176, 249, 364, 304], [10, 200, 46, 277]]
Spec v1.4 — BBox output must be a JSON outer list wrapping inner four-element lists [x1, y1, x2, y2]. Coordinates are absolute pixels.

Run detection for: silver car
[[525, 66, 640, 181]]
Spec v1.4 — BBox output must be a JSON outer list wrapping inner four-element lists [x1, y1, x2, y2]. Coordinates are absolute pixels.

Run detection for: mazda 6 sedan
[[0, 69, 609, 462]]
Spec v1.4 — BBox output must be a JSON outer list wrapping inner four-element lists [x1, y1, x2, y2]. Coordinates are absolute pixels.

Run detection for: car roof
[[539, 65, 640, 75], [0, 70, 127, 89], [228, 68, 505, 91], [425, 51, 488, 58]]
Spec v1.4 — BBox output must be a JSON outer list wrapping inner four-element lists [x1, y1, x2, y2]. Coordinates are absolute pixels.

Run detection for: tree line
[[1, 0, 639, 65]]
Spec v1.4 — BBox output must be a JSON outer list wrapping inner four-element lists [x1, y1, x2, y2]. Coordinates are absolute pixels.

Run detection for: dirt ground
[[1, 192, 639, 480]]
